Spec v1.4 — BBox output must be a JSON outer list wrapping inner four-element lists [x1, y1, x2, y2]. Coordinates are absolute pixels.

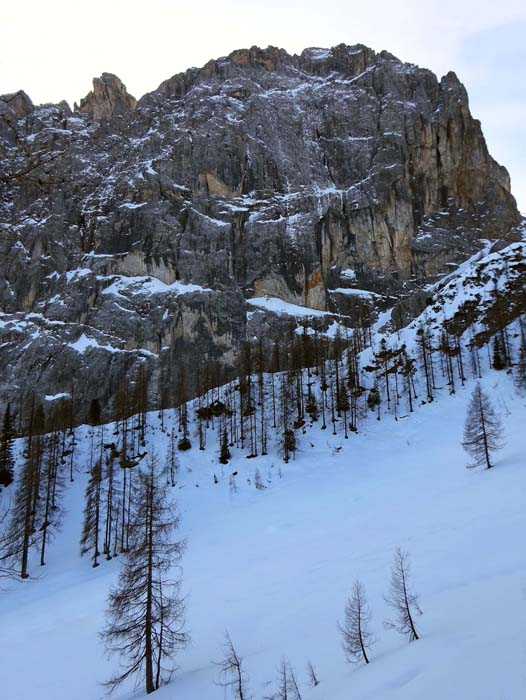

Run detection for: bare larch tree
[[101, 454, 188, 694], [462, 383, 504, 469], [339, 579, 375, 664], [217, 631, 250, 700], [384, 548, 422, 642], [80, 460, 103, 568], [306, 661, 319, 688], [268, 658, 302, 700]]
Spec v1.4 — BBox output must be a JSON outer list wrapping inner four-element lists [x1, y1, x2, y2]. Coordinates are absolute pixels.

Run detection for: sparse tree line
[[184, 308, 517, 472], [1, 298, 523, 476], [0, 306, 518, 578]]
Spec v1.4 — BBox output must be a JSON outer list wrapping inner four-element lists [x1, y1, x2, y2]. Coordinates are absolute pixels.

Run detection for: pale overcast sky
[[1, 0, 524, 210]]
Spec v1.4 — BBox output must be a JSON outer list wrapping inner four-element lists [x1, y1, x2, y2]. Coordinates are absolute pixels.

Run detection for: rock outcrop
[[0, 90, 34, 121], [77, 72, 136, 120], [0, 44, 521, 420]]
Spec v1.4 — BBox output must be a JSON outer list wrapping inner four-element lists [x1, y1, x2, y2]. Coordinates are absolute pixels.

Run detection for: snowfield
[[0, 368, 525, 700]]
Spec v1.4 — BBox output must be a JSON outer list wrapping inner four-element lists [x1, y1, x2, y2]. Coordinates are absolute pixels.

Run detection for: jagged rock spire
[[77, 73, 136, 121]]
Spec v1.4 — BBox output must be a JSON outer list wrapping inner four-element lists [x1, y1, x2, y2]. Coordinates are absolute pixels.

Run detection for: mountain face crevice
[[0, 43, 521, 420]]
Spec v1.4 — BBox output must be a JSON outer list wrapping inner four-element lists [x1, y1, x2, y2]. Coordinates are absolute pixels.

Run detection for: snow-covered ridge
[[416, 241, 524, 333], [366, 241, 526, 357]]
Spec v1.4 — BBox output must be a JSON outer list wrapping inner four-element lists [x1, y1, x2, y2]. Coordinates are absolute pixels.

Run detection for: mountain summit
[[0, 44, 522, 419]]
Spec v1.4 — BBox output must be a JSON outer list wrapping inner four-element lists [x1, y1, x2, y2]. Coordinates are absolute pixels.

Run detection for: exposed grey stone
[[0, 44, 522, 421]]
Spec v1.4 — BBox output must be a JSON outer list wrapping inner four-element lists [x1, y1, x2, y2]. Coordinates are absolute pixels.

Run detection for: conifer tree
[[87, 398, 102, 427], [491, 336, 506, 371], [384, 548, 422, 642], [39, 431, 63, 566], [239, 341, 258, 456], [376, 338, 394, 412], [133, 365, 149, 448], [416, 325, 434, 401], [87, 398, 101, 473], [0, 405, 15, 488], [80, 460, 103, 567], [197, 393, 206, 451], [166, 427, 179, 487], [176, 368, 191, 451], [306, 661, 319, 688], [158, 365, 169, 432], [7, 438, 39, 578], [399, 346, 417, 413], [283, 428, 296, 463], [329, 375, 337, 435], [217, 632, 249, 700], [280, 375, 296, 462], [487, 282, 511, 365], [305, 386, 318, 422], [319, 337, 328, 430], [462, 383, 504, 469], [468, 335, 482, 379], [443, 322, 466, 387], [256, 339, 268, 455], [270, 339, 281, 429], [219, 427, 231, 465], [177, 408, 191, 451], [103, 453, 116, 559], [29, 400, 46, 533], [273, 658, 288, 700], [515, 317, 526, 389], [347, 338, 364, 431], [5, 400, 45, 578], [287, 661, 302, 700], [0, 503, 18, 581], [101, 454, 188, 694], [53, 395, 76, 481], [270, 657, 301, 700], [439, 332, 456, 393], [367, 385, 380, 413], [339, 579, 374, 664]]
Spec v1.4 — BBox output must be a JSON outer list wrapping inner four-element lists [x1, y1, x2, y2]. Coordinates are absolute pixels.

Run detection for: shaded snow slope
[[0, 368, 524, 700]]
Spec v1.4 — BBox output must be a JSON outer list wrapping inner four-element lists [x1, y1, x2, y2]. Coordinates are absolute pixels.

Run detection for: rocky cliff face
[[77, 73, 137, 120], [0, 44, 521, 420]]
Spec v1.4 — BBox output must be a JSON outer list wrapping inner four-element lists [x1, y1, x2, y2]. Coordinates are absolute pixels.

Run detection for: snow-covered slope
[[0, 374, 525, 700], [0, 241, 525, 700]]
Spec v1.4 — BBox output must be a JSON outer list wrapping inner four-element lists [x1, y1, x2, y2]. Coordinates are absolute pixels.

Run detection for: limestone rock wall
[[0, 44, 521, 419]]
